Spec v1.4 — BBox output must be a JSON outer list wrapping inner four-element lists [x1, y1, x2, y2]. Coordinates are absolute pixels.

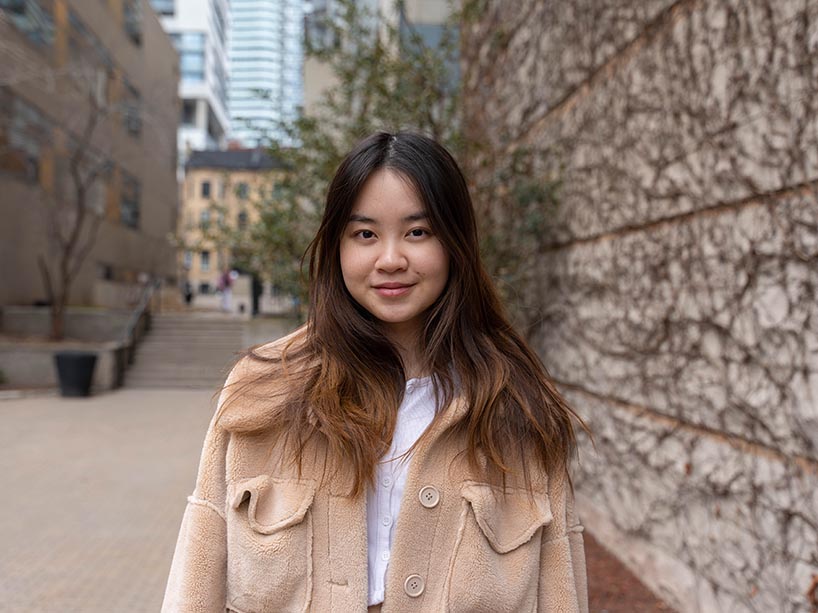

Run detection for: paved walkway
[[0, 387, 673, 612], [0, 389, 216, 612]]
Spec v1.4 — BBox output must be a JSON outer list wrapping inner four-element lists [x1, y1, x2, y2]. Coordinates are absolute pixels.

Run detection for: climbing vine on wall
[[462, 1, 818, 611]]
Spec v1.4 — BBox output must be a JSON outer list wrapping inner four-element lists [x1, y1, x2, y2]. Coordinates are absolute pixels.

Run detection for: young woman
[[162, 132, 588, 613]]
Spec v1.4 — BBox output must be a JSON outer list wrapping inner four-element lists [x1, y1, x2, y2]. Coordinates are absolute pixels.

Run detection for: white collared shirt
[[366, 376, 437, 606]]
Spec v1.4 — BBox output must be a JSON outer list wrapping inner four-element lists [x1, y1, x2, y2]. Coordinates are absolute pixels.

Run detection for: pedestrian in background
[[217, 268, 233, 313], [162, 131, 589, 612], [182, 279, 193, 307]]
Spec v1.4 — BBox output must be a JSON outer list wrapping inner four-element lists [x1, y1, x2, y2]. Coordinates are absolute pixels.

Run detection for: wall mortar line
[[506, 0, 702, 155], [557, 380, 818, 476], [538, 178, 818, 253]]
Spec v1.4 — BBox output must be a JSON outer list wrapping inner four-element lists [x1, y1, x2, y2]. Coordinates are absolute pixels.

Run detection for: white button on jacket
[[418, 485, 440, 508], [404, 574, 425, 597]]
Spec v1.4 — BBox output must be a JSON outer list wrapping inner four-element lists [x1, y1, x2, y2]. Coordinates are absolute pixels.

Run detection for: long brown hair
[[222, 131, 584, 497]]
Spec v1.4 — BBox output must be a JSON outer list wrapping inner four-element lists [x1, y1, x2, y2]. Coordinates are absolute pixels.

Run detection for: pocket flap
[[229, 475, 316, 535], [461, 481, 553, 554]]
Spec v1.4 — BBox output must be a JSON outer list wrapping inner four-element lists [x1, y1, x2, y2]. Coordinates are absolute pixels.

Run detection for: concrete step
[[148, 331, 242, 337], [129, 370, 233, 378], [123, 314, 248, 389], [136, 337, 242, 345], [126, 369, 230, 379], [146, 331, 242, 338], [147, 331, 242, 338], [128, 362, 235, 372], [133, 345, 240, 354], [125, 379, 225, 389], [125, 375, 230, 388], [151, 320, 243, 328], [151, 319, 245, 330], [136, 345, 241, 352], [133, 350, 239, 359], [143, 331, 242, 339], [149, 322, 242, 328], [136, 345, 240, 362], [128, 372, 234, 382], [135, 344, 242, 352]]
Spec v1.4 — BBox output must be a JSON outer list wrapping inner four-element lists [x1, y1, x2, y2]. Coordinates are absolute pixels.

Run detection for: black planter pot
[[54, 351, 98, 397]]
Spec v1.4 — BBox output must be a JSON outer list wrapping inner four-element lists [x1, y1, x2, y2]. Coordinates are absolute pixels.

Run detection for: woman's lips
[[373, 283, 414, 297]]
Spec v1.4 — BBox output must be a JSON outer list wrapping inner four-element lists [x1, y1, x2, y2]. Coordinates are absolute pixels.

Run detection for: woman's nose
[[376, 240, 408, 272]]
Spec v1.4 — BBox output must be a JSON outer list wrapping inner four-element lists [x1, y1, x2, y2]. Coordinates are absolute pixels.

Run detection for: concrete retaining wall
[[0, 306, 145, 391], [1, 306, 133, 342], [0, 340, 127, 391]]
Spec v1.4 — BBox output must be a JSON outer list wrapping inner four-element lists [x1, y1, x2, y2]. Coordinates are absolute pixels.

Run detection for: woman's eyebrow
[[348, 214, 376, 223], [347, 211, 428, 223]]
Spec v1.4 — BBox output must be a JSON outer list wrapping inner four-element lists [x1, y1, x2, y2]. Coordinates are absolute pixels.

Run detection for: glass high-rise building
[[229, 0, 304, 147]]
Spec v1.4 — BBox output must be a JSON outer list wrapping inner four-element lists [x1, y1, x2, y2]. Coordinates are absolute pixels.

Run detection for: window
[[181, 99, 196, 126], [210, 0, 226, 49], [179, 49, 205, 82], [213, 55, 228, 113], [199, 209, 210, 229], [200, 251, 210, 272], [148, 0, 173, 16], [237, 210, 248, 230], [201, 180, 211, 198], [120, 171, 140, 228], [171, 32, 205, 82], [0, 0, 55, 48], [59, 139, 110, 213], [0, 89, 50, 183], [206, 105, 223, 145], [236, 182, 249, 199], [98, 263, 114, 280], [69, 10, 112, 67], [67, 11, 112, 106], [183, 250, 192, 269], [122, 0, 142, 45], [198, 282, 210, 294], [122, 80, 141, 136]]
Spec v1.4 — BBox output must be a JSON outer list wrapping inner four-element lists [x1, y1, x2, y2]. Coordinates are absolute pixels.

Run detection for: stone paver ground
[[0, 389, 216, 612], [0, 386, 674, 612]]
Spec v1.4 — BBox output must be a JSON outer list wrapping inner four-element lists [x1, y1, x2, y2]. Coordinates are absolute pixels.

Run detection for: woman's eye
[[409, 228, 428, 238], [357, 230, 375, 239]]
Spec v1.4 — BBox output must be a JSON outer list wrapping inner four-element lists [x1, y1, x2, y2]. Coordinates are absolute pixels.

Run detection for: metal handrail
[[122, 278, 160, 344]]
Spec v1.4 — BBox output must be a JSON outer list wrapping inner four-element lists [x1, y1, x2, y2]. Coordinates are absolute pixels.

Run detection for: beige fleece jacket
[[162, 335, 588, 613]]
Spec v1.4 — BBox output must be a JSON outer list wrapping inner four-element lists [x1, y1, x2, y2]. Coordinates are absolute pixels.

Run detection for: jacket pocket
[[225, 476, 316, 613], [446, 481, 553, 613]]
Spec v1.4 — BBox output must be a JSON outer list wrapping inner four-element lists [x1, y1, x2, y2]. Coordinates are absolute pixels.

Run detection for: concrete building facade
[[0, 0, 179, 308], [229, 0, 303, 147], [150, 0, 230, 161]]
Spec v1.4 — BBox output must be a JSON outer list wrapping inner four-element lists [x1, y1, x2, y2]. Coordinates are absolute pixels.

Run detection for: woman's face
[[339, 169, 449, 343]]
